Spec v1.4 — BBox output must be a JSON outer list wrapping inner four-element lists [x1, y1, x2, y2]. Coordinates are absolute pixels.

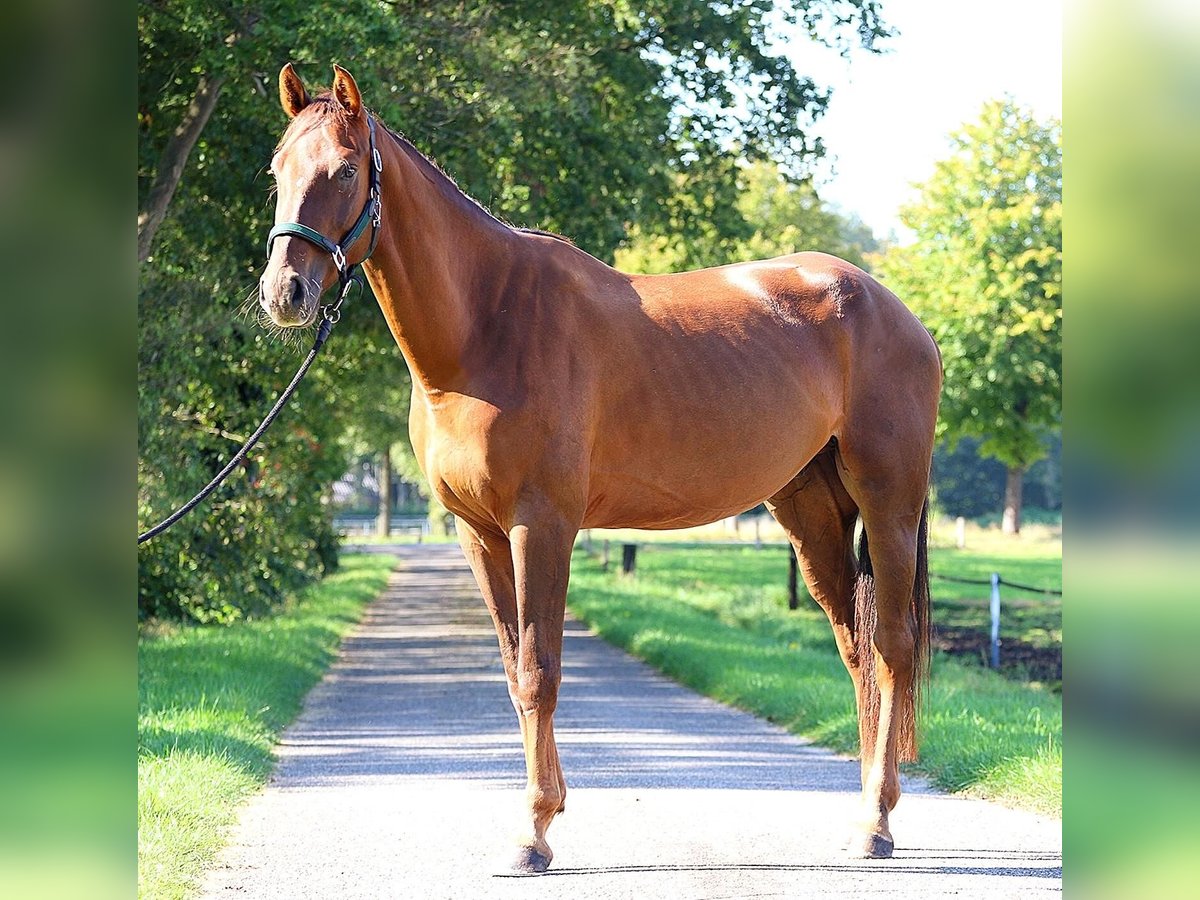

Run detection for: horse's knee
[[515, 665, 561, 717]]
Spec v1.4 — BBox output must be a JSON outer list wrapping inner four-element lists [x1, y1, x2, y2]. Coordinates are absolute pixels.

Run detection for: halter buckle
[[332, 245, 347, 272]]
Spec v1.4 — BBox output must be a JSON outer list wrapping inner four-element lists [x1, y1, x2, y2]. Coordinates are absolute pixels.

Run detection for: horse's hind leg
[[765, 443, 866, 755], [835, 429, 934, 859]]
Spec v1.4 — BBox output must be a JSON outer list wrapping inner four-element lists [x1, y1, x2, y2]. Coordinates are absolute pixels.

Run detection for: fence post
[[787, 551, 799, 610], [601, 540, 610, 572], [621, 543, 637, 575], [990, 572, 1001, 669], [956, 516, 966, 549]]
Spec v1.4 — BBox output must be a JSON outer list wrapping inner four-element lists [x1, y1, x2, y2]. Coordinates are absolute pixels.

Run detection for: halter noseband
[[266, 114, 383, 313]]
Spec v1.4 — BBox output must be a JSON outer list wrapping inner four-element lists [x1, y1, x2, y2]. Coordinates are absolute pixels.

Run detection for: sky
[[780, 0, 1063, 241]]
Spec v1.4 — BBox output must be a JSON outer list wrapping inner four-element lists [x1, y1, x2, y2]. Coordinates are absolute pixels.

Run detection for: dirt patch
[[933, 625, 1061, 686]]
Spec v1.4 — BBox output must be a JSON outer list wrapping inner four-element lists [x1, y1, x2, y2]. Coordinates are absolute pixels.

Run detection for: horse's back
[[625, 250, 940, 410], [574, 251, 935, 528], [625, 251, 918, 338]]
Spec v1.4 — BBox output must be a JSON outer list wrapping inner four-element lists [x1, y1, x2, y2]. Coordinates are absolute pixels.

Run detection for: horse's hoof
[[511, 846, 552, 874], [849, 832, 894, 859]]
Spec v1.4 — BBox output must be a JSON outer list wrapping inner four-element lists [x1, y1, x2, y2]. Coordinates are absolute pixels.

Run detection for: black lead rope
[[137, 278, 357, 546]]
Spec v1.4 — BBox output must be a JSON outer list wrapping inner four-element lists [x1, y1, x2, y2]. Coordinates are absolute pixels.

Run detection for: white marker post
[[990, 572, 1001, 669]]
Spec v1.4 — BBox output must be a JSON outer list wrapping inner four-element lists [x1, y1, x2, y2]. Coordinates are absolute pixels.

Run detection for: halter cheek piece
[[266, 114, 383, 325]]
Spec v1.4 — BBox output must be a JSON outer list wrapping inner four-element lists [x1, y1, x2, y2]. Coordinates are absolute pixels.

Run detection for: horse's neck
[[363, 132, 514, 392]]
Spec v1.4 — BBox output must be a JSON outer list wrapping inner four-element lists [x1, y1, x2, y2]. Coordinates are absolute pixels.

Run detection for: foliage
[[137, 262, 399, 621], [616, 160, 881, 272], [933, 433, 1061, 519], [567, 544, 1061, 814], [138, 1, 893, 620], [138, 554, 395, 899], [873, 99, 1062, 473], [734, 162, 881, 267]]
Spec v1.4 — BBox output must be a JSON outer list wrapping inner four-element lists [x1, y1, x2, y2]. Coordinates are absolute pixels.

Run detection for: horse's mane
[[516, 227, 576, 246], [282, 95, 574, 247]]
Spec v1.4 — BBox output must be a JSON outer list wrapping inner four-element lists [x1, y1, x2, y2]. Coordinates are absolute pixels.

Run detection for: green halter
[[266, 114, 383, 286]]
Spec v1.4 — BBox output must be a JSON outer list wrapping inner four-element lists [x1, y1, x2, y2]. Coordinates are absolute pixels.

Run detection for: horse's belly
[[583, 417, 831, 529]]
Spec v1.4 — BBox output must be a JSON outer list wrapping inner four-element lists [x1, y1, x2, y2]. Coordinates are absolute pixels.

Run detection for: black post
[[621, 543, 637, 575], [788, 551, 799, 610]]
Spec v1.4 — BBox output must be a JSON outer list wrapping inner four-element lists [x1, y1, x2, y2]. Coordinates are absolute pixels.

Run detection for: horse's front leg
[[506, 503, 577, 874], [456, 515, 521, 706], [456, 517, 568, 863]]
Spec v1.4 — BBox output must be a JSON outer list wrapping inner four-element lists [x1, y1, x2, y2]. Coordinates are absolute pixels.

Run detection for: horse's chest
[[410, 397, 528, 522]]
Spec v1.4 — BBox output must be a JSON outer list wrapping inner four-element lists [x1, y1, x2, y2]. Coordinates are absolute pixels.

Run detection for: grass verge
[[566, 544, 1061, 816], [137, 554, 396, 900]]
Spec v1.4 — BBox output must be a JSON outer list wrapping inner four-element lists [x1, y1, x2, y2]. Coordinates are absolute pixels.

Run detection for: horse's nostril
[[288, 275, 306, 308]]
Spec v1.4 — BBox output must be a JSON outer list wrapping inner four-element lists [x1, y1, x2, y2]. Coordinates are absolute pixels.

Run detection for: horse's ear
[[279, 63, 310, 119], [331, 65, 362, 118]]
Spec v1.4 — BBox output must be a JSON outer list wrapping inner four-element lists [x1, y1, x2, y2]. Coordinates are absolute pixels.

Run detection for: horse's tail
[[852, 498, 931, 763]]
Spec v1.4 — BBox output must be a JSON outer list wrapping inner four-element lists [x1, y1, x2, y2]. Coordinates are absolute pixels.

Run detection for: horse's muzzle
[[260, 269, 318, 327]]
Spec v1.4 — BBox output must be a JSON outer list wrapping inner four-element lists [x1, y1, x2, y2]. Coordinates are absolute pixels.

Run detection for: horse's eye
[[339, 163, 357, 181]]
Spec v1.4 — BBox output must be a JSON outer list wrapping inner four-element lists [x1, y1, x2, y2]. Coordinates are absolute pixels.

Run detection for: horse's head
[[260, 64, 379, 327]]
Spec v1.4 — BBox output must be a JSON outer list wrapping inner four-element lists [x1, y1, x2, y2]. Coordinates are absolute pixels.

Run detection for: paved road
[[201, 545, 1061, 899]]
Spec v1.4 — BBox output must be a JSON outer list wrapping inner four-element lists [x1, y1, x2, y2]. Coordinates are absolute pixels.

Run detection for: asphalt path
[[201, 544, 1061, 899]]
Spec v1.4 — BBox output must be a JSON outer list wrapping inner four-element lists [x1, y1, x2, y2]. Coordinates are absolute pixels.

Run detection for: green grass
[[566, 543, 1061, 816], [137, 554, 396, 900]]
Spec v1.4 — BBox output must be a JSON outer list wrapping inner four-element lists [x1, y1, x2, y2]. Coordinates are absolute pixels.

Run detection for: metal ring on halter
[[323, 271, 361, 325]]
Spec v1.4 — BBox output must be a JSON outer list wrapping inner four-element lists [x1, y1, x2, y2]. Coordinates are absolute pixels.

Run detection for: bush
[[138, 266, 348, 624]]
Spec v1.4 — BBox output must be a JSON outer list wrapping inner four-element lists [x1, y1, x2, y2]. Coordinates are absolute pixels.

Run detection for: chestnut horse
[[261, 65, 940, 872]]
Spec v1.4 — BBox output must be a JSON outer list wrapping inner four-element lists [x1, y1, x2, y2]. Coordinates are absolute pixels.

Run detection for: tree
[[873, 100, 1061, 533], [616, 160, 881, 272], [930, 433, 1060, 521]]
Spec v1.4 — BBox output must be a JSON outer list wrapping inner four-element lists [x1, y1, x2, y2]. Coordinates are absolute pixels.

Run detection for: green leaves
[[874, 100, 1062, 474], [616, 159, 880, 272]]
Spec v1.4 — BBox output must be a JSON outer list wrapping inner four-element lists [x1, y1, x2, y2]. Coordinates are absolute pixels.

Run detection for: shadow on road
[[511, 859, 1062, 879]]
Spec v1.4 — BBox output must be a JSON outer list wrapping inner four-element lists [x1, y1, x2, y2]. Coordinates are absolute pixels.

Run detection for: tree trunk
[[137, 73, 225, 264], [376, 447, 392, 538], [1002, 466, 1024, 534], [427, 496, 452, 537]]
